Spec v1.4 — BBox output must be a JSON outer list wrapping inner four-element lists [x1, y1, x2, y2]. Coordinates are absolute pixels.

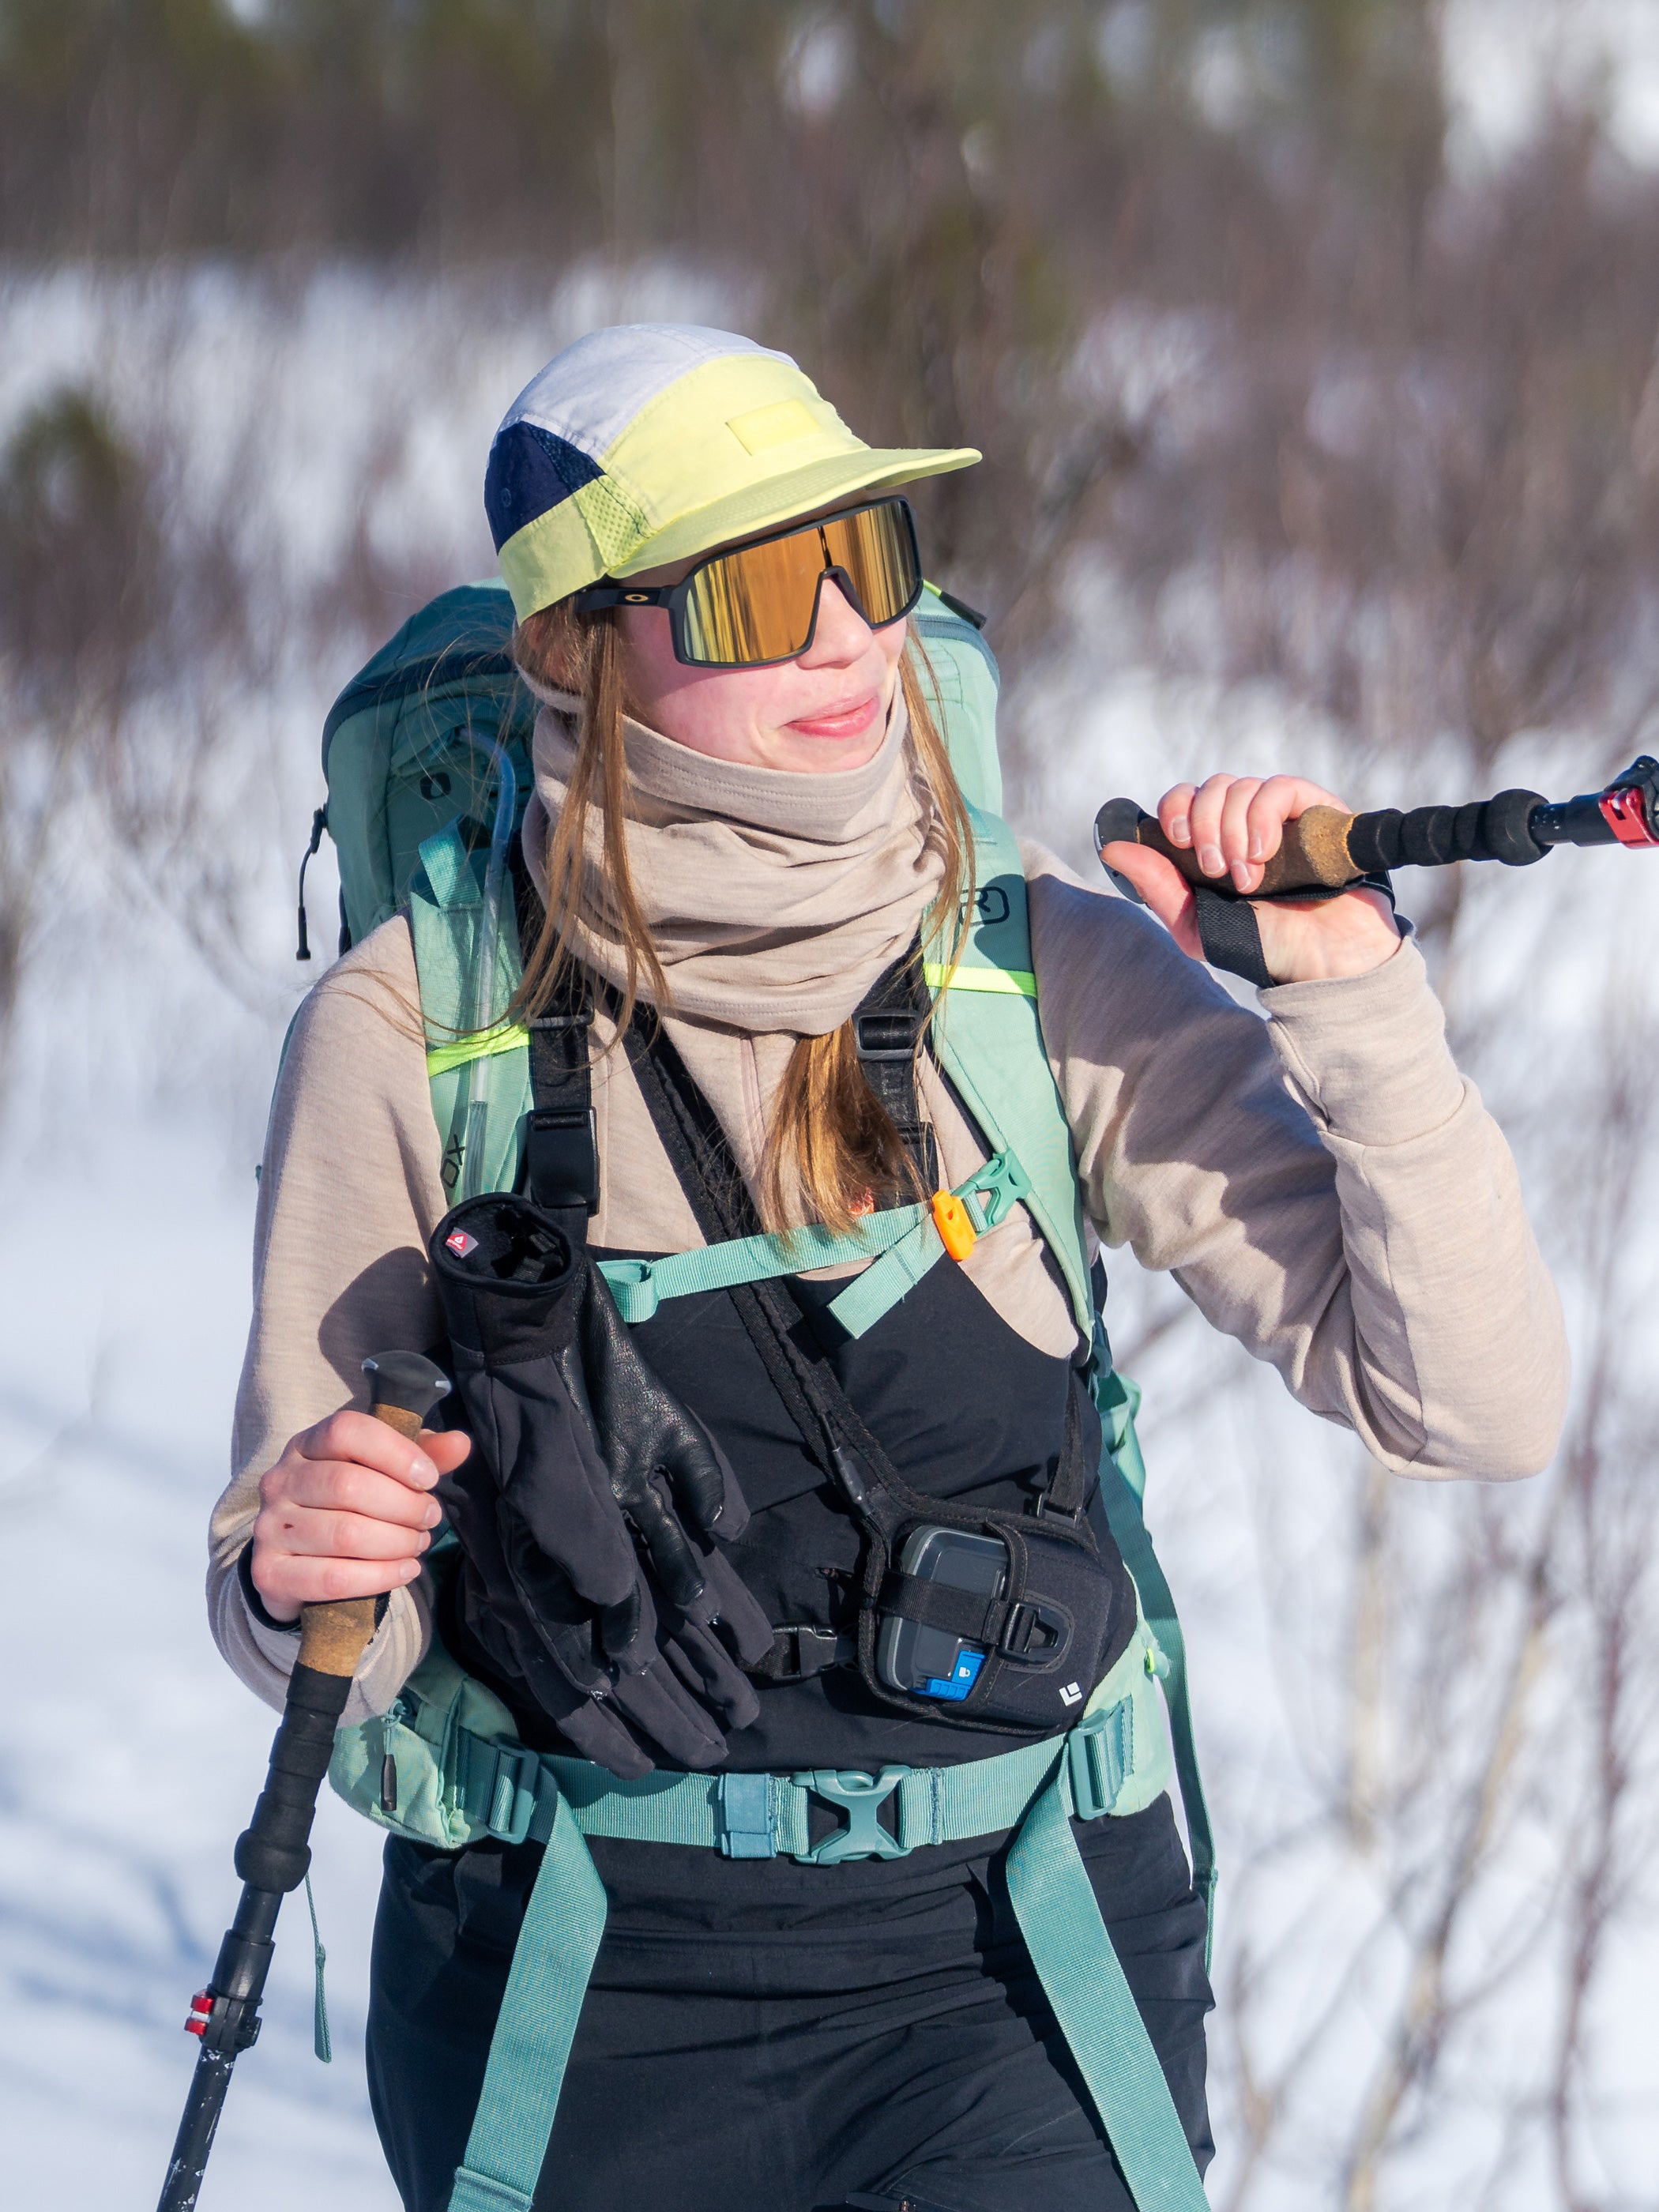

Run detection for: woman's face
[[614, 517, 908, 774]]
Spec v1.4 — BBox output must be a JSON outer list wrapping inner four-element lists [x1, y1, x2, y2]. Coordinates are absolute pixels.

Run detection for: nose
[[800, 573, 877, 666]]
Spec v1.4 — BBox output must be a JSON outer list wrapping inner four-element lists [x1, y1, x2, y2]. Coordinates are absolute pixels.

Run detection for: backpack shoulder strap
[[925, 803, 1094, 1340], [912, 583, 1003, 813], [409, 821, 531, 1202]]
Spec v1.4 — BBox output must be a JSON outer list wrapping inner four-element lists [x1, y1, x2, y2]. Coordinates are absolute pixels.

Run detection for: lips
[[785, 690, 882, 739]]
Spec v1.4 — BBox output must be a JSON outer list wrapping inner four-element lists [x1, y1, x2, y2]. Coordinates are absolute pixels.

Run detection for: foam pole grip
[[1345, 790, 1548, 872]]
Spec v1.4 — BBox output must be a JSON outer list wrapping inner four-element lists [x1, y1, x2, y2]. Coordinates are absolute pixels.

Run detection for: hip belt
[[442, 1618, 1209, 2212]]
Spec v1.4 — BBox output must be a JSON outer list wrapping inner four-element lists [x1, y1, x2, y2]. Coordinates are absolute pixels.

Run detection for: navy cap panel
[[484, 422, 606, 552]]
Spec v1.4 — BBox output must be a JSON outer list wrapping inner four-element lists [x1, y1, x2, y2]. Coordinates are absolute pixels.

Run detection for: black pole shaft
[[153, 1352, 449, 2212], [158, 2045, 239, 2212]]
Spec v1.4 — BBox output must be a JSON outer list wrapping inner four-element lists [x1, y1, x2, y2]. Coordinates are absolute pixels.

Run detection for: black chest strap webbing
[[519, 931, 935, 1231], [524, 969, 599, 1219], [514, 856, 601, 1221], [850, 950, 939, 1194]]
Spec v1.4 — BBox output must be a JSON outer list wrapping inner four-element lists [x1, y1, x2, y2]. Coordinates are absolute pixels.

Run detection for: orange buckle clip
[[931, 1189, 978, 1262]]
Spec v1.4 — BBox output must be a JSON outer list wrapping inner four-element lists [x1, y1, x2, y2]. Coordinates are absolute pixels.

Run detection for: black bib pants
[[367, 1258, 1215, 2212]]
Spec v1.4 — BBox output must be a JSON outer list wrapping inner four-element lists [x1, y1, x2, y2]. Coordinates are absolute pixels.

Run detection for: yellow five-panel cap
[[484, 324, 980, 623]]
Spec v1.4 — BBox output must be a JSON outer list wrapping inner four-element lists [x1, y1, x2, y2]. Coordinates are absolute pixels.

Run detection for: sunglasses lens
[[681, 524, 826, 665], [819, 502, 921, 629], [678, 499, 921, 667]]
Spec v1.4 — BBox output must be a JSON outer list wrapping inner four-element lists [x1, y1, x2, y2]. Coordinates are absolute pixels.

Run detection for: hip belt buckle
[[791, 1766, 911, 1864]]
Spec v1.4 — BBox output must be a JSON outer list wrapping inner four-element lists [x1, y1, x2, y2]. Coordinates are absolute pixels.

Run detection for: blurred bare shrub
[[0, 385, 162, 1027]]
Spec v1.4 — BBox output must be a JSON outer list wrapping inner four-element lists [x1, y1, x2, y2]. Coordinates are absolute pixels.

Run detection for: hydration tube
[[458, 732, 517, 1202]]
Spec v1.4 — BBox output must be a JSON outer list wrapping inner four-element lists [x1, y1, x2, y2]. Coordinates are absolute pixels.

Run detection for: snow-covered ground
[[0, 1115, 399, 2208]]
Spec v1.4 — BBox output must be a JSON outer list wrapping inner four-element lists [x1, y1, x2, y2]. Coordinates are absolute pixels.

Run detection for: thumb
[[419, 1426, 473, 1473], [1100, 841, 1203, 961]]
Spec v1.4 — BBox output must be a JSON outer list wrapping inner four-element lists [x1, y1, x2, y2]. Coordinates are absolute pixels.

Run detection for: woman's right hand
[[250, 1410, 473, 1623]]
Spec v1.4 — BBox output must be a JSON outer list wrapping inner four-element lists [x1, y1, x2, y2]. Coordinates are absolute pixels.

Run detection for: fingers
[[297, 1407, 450, 1493], [623, 1479, 708, 1612], [249, 1529, 427, 1618], [266, 1450, 446, 1531], [248, 1408, 471, 1621], [661, 1420, 744, 1540], [1157, 773, 1349, 895]]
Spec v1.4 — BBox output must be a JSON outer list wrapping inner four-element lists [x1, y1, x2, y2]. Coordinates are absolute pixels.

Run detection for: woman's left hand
[[1100, 773, 1402, 984]]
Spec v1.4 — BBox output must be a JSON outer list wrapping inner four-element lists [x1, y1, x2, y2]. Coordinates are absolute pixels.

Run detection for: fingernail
[[1232, 860, 1253, 890], [412, 1453, 437, 1485], [1198, 842, 1224, 875], [399, 1559, 419, 1581], [423, 1501, 442, 1529], [1248, 833, 1265, 860], [1170, 814, 1191, 845], [416, 1530, 431, 1552]]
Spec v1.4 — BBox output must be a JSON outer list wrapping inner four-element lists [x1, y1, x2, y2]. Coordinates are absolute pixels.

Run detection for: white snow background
[[7, 29, 1659, 2189]]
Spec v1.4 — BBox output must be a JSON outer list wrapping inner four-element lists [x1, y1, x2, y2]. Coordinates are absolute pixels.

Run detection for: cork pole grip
[[295, 1353, 451, 1681], [1117, 803, 1359, 894]]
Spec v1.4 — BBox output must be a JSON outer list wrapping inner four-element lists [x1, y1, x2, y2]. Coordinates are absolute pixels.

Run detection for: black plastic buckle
[[999, 1599, 1063, 1660], [854, 1011, 916, 1062], [525, 1106, 600, 1213]]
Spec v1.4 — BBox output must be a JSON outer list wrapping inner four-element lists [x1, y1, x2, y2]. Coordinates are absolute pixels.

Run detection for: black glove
[[437, 1461, 737, 1777], [579, 1265, 773, 1667], [431, 1192, 649, 1668], [431, 1193, 769, 1774]]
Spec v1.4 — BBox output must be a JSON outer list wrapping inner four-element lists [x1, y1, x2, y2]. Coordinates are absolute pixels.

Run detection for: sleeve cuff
[[235, 1543, 391, 1639], [1261, 937, 1466, 1146]]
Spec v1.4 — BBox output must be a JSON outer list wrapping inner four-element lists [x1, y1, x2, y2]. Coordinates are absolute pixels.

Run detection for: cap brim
[[611, 444, 981, 577]]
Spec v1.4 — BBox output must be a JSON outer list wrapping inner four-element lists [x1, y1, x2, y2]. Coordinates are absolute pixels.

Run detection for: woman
[[210, 324, 1568, 2212]]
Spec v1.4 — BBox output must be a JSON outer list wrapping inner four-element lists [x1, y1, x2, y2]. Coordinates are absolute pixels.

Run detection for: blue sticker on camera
[[920, 1648, 985, 1701]]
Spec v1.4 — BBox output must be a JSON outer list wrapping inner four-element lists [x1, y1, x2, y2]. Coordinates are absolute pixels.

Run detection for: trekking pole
[[156, 1350, 450, 2212], [1095, 754, 1659, 897]]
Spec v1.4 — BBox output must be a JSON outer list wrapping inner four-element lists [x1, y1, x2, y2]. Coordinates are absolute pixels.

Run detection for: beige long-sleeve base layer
[[209, 843, 1568, 1725]]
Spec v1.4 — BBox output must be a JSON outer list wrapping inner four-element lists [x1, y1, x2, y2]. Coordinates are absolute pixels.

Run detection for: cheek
[[617, 611, 783, 752]]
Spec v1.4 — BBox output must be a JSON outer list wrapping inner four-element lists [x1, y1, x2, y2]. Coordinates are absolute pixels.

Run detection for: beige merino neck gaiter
[[520, 694, 946, 1036]]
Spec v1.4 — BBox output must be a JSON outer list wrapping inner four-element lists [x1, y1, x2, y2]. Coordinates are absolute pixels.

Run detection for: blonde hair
[[510, 602, 974, 1232]]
